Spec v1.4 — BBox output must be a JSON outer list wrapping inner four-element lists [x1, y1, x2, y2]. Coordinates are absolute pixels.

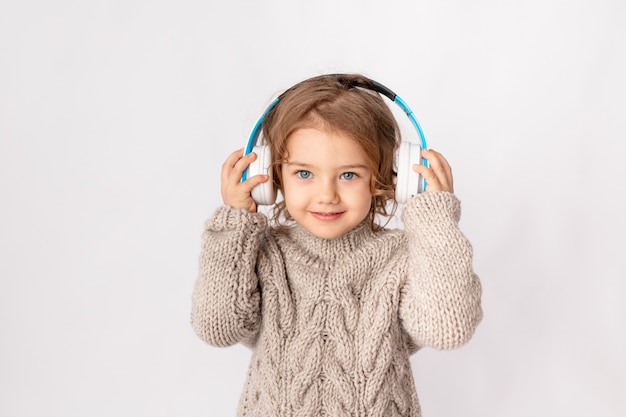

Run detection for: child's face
[[281, 127, 373, 240]]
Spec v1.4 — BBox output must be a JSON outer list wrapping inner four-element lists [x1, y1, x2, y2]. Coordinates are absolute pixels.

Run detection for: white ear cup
[[248, 145, 276, 205], [395, 141, 424, 203]]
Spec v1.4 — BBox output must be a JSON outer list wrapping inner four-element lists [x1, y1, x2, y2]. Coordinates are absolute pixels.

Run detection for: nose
[[317, 178, 339, 204]]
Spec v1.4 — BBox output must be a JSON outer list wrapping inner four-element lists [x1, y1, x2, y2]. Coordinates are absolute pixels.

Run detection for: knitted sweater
[[191, 191, 482, 417]]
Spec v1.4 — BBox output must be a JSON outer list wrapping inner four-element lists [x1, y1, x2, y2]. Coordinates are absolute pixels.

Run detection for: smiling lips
[[310, 211, 344, 221]]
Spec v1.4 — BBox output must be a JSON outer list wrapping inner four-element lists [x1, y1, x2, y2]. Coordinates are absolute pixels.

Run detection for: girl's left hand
[[412, 149, 454, 193]]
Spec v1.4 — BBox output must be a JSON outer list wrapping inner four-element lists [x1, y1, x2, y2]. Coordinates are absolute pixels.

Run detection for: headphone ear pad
[[395, 141, 424, 203], [248, 145, 277, 205]]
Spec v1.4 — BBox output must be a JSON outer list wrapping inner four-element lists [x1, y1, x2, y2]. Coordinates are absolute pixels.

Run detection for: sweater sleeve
[[398, 191, 483, 351], [191, 205, 267, 347]]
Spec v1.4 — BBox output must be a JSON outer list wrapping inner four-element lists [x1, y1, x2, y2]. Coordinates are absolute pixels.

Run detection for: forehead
[[284, 127, 372, 167]]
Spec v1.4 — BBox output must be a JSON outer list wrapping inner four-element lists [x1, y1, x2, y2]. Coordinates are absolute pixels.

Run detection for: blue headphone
[[243, 75, 428, 205]]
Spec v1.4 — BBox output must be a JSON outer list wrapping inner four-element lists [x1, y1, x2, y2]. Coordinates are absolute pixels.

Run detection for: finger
[[230, 152, 259, 183], [426, 149, 453, 184], [223, 174, 268, 212], [412, 163, 442, 192], [222, 148, 245, 169], [221, 149, 254, 202], [242, 173, 270, 192], [221, 148, 245, 183], [422, 149, 454, 193], [223, 150, 257, 185]]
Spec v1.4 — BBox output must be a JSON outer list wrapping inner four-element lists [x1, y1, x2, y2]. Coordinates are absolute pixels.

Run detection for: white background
[[1, 0, 625, 416]]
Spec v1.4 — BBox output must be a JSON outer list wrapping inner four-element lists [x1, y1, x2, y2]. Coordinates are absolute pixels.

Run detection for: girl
[[191, 74, 482, 417]]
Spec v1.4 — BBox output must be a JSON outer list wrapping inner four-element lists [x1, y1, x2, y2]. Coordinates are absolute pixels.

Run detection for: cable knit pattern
[[191, 191, 482, 417]]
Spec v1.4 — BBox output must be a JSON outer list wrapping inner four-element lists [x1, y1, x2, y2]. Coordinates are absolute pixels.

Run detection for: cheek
[[282, 180, 306, 207], [359, 193, 374, 211], [343, 184, 373, 210]]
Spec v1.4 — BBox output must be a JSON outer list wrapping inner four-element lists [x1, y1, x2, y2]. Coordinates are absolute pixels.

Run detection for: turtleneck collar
[[280, 220, 376, 262]]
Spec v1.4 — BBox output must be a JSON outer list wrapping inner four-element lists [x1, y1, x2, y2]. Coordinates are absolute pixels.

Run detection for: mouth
[[310, 211, 344, 221]]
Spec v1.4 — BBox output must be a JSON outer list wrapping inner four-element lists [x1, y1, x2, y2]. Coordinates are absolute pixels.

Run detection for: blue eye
[[340, 172, 356, 180], [296, 170, 312, 179]]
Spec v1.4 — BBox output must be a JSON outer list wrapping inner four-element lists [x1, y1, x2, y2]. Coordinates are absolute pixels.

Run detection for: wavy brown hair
[[262, 74, 400, 231]]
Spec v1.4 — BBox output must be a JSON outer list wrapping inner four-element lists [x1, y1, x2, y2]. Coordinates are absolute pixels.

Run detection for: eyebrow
[[285, 161, 370, 170]]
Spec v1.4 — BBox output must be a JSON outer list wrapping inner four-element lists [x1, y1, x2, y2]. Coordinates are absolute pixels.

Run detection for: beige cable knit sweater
[[191, 191, 482, 417]]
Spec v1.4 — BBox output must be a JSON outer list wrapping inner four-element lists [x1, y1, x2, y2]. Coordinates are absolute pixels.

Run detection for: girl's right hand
[[221, 149, 269, 213]]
